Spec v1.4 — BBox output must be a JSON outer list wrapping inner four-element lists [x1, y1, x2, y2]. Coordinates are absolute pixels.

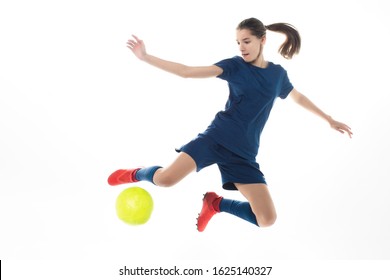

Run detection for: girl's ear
[[261, 36, 267, 45]]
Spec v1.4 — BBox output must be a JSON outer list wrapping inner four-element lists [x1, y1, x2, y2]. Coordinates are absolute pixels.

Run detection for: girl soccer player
[[108, 18, 353, 232]]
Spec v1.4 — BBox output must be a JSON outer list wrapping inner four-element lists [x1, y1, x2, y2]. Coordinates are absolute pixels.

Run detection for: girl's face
[[236, 29, 265, 64]]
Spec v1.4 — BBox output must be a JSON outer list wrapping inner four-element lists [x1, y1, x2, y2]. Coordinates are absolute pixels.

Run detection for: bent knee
[[257, 213, 277, 228]]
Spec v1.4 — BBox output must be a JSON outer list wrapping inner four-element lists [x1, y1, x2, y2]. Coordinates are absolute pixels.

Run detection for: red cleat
[[196, 192, 222, 232], [107, 168, 141, 186]]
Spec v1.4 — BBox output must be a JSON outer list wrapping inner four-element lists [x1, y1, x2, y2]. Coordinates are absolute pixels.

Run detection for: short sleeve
[[214, 56, 240, 81], [279, 70, 294, 99]]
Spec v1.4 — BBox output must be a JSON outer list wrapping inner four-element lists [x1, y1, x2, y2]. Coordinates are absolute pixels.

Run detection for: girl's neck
[[251, 54, 268, 69]]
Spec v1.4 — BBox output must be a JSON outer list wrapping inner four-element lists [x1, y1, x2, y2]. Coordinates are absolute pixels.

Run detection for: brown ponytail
[[237, 18, 301, 59], [265, 23, 301, 59]]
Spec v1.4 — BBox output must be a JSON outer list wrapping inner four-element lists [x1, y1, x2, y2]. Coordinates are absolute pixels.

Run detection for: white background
[[1, 0, 390, 278]]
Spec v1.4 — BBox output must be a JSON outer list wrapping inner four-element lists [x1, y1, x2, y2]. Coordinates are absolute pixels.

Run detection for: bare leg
[[153, 152, 196, 187], [235, 183, 277, 227]]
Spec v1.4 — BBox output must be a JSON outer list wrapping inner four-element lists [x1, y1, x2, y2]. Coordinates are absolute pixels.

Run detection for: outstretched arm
[[289, 88, 353, 138], [127, 35, 222, 78]]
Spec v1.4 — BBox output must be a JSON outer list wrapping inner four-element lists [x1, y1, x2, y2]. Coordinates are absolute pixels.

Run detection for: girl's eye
[[244, 41, 251, 44]]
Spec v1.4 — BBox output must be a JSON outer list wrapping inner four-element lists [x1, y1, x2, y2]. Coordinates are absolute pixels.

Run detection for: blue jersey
[[202, 56, 293, 160]]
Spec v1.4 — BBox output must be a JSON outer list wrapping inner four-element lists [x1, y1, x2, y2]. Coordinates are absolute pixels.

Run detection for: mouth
[[242, 53, 249, 58]]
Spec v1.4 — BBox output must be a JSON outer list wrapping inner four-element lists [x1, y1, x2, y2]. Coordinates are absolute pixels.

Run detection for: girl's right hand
[[127, 35, 147, 60]]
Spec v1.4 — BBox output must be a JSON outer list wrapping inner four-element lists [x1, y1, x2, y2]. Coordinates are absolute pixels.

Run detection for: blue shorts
[[176, 134, 267, 191]]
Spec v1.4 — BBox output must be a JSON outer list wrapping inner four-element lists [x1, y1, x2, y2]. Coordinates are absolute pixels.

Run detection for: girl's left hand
[[329, 118, 353, 138]]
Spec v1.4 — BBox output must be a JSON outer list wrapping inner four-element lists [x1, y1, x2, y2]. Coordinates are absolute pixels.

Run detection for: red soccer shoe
[[107, 168, 141, 186], [196, 192, 222, 232]]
